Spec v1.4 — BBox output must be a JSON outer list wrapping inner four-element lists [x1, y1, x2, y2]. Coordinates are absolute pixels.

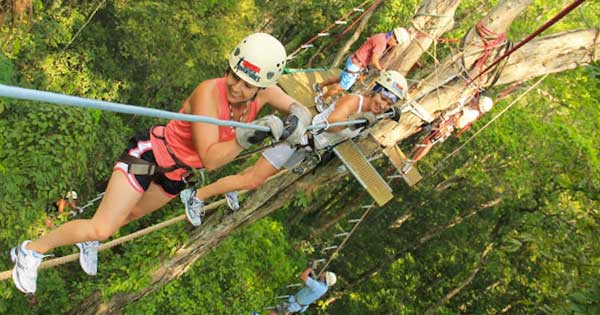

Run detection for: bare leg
[[322, 83, 343, 101], [195, 157, 278, 200], [123, 181, 175, 224], [410, 138, 434, 162], [319, 76, 340, 89], [27, 170, 170, 254]]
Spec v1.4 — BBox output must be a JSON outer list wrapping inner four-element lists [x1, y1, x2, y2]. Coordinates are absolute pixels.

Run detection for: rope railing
[[0, 198, 230, 281]]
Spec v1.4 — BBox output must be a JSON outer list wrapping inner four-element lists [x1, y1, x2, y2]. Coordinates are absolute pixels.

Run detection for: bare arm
[[325, 94, 360, 132], [370, 53, 384, 71], [189, 81, 244, 171], [300, 268, 314, 283]]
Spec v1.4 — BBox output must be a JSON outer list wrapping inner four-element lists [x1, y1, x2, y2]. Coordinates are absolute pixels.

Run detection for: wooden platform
[[383, 146, 422, 187], [334, 140, 393, 206], [277, 69, 341, 111]]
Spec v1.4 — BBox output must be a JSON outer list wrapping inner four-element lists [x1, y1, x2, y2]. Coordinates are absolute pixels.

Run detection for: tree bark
[[423, 243, 494, 315], [340, 198, 501, 293], [72, 0, 599, 312], [373, 30, 599, 147], [381, 0, 461, 75]]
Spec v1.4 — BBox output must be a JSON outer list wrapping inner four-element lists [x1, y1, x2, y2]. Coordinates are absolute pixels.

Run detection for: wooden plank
[[334, 140, 393, 206], [383, 146, 422, 187], [277, 69, 341, 111]]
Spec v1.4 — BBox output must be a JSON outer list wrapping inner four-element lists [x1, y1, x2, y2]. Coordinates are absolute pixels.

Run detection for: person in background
[[313, 27, 411, 109], [402, 96, 494, 173], [45, 191, 79, 227], [268, 268, 337, 314]]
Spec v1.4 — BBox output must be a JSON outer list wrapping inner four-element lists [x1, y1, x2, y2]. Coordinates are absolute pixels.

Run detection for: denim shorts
[[339, 57, 363, 90]]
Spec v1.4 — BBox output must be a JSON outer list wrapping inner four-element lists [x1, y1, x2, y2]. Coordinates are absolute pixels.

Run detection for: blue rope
[[0, 84, 271, 132], [0, 84, 389, 133]]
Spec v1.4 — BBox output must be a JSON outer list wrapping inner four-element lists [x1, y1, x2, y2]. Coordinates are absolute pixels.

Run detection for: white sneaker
[[402, 160, 415, 174], [312, 82, 323, 94], [314, 95, 326, 113], [76, 241, 99, 276], [225, 191, 240, 211], [180, 188, 204, 227], [10, 240, 44, 294]]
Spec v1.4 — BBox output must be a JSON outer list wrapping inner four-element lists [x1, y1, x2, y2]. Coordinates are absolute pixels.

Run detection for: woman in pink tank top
[[10, 33, 313, 294]]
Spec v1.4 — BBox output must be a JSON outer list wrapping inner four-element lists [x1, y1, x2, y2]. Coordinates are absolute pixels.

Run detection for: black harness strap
[[118, 126, 196, 176]]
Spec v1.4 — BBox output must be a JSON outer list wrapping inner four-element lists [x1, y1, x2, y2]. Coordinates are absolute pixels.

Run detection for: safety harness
[[118, 126, 197, 177]]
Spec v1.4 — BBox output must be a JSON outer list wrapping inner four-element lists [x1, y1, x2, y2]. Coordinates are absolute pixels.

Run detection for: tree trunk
[[381, 0, 461, 75], [339, 198, 501, 293], [423, 243, 494, 315], [73, 0, 599, 312]]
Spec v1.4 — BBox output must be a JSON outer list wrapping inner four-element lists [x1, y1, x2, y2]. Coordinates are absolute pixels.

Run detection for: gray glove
[[349, 112, 377, 129], [282, 102, 312, 146], [236, 115, 284, 149]]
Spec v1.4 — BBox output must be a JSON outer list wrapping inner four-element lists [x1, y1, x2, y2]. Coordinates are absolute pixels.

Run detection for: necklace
[[229, 102, 248, 131]]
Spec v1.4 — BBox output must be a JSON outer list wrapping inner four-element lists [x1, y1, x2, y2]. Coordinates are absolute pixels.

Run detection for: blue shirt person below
[[266, 268, 336, 314], [286, 276, 329, 312]]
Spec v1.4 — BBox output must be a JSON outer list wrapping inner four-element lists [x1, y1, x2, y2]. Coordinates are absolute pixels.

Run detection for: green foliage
[[125, 219, 303, 314], [0, 0, 598, 314]]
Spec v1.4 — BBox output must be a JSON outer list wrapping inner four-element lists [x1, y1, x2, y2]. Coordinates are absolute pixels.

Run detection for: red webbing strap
[[471, 0, 587, 82]]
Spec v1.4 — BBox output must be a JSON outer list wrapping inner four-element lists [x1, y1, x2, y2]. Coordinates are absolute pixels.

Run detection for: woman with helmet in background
[[10, 33, 312, 294], [313, 27, 411, 109], [402, 96, 495, 173], [183, 70, 409, 209]]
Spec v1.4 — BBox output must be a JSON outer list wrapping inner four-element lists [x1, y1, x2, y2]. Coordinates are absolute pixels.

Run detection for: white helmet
[[375, 70, 408, 100], [228, 33, 287, 88], [478, 96, 493, 113], [65, 191, 78, 200], [393, 27, 411, 45], [325, 271, 337, 286]]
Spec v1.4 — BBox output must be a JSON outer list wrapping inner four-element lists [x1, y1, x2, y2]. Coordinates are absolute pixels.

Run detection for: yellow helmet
[[228, 33, 287, 88]]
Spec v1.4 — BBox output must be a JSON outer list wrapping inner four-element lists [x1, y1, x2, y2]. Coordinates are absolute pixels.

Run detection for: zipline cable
[[0, 84, 390, 133], [319, 0, 383, 56], [0, 84, 271, 132]]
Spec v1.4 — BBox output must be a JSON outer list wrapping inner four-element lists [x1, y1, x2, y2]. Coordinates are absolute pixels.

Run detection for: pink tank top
[[150, 77, 258, 180]]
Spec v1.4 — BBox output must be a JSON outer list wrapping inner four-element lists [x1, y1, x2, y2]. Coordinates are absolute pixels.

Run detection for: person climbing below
[[268, 268, 337, 314], [10, 32, 312, 294], [181, 70, 408, 220], [45, 191, 79, 227], [312, 27, 411, 110], [46, 191, 79, 216], [402, 96, 494, 173]]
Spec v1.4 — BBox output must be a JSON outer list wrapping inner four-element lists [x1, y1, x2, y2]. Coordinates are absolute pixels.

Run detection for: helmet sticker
[[235, 57, 262, 83]]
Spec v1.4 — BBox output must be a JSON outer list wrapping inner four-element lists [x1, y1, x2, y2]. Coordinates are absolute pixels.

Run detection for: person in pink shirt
[[314, 27, 411, 109], [9, 33, 312, 295]]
